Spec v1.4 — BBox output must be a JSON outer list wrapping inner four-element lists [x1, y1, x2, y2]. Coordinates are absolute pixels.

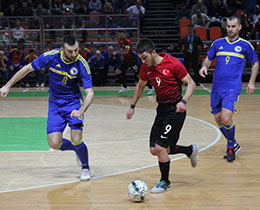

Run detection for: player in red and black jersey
[[115, 30, 153, 94], [127, 38, 199, 193]]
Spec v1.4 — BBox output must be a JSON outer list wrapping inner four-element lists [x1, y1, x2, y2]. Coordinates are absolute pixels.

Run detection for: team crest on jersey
[[162, 69, 170, 76], [70, 67, 78, 75], [234, 46, 242, 52]]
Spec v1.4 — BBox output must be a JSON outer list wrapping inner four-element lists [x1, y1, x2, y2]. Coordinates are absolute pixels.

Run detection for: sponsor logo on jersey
[[70, 67, 78, 75], [56, 64, 61, 68], [219, 46, 223, 49], [234, 46, 242, 52]]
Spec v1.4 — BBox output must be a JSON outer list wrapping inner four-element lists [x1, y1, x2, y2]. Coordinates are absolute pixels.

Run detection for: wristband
[[130, 104, 135, 109], [180, 99, 187, 105]]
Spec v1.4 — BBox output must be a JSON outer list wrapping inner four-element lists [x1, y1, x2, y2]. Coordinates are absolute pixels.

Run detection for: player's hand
[[0, 85, 10, 97], [176, 102, 186, 113], [71, 110, 83, 118], [199, 66, 208, 78], [247, 83, 256, 95], [126, 108, 135, 119]]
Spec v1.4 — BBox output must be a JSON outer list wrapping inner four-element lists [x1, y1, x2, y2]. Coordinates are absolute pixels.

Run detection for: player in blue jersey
[[0, 35, 94, 180], [199, 16, 259, 162]]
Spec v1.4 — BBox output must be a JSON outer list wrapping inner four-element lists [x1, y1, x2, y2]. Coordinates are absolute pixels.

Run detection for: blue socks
[[59, 138, 89, 169], [219, 121, 237, 148]]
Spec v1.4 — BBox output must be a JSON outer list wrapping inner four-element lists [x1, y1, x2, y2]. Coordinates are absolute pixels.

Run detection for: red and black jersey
[[140, 53, 188, 104], [118, 38, 136, 63]]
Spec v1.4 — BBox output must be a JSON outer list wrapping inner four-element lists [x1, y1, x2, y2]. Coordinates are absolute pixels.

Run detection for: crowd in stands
[[0, 0, 260, 87]]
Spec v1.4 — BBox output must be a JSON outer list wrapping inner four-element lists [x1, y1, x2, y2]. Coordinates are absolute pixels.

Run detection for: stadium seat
[[209, 26, 222, 40], [195, 26, 207, 41], [180, 26, 188, 39], [179, 18, 191, 29]]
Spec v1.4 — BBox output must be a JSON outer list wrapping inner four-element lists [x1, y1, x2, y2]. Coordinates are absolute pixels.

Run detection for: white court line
[[0, 114, 221, 194]]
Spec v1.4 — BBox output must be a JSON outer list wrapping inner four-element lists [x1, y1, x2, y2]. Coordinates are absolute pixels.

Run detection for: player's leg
[[71, 128, 90, 181], [116, 62, 128, 93], [212, 92, 240, 162]]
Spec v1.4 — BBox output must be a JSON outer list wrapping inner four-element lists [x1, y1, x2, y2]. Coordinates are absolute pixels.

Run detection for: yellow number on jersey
[[62, 76, 68, 85], [225, 56, 230, 65]]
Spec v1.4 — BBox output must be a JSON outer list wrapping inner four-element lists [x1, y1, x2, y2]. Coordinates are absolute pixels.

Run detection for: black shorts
[[150, 103, 186, 148], [118, 58, 140, 74]]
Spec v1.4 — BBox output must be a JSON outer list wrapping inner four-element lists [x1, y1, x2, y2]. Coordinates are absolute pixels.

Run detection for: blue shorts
[[47, 96, 84, 134], [210, 91, 240, 114]]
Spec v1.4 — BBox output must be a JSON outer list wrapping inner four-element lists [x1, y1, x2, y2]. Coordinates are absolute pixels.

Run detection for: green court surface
[[1, 88, 259, 151], [0, 117, 48, 151], [5, 89, 260, 98]]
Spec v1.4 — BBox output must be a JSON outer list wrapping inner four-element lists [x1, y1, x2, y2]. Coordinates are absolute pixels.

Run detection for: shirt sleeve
[[173, 58, 188, 80], [207, 41, 217, 61], [245, 43, 259, 64], [79, 59, 93, 89], [31, 53, 46, 71]]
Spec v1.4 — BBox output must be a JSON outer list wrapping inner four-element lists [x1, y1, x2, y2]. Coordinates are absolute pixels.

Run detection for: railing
[[0, 14, 140, 51]]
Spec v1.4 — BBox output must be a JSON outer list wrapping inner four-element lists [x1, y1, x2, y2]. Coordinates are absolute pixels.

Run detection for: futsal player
[[126, 38, 199, 193], [0, 35, 94, 180], [199, 15, 259, 162]]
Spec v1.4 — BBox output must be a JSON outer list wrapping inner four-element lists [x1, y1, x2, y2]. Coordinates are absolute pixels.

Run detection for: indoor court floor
[[0, 83, 260, 210]]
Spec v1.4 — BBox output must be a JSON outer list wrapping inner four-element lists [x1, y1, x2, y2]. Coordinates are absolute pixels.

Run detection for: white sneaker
[[147, 88, 154, 95], [80, 168, 91, 181], [76, 155, 82, 167], [189, 144, 199, 168], [150, 180, 171, 193], [40, 83, 45, 87], [118, 87, 129, 93]]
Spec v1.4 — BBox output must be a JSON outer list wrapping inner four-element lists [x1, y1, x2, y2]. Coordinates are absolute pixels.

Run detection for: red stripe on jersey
[[140, 53, 188, 104]]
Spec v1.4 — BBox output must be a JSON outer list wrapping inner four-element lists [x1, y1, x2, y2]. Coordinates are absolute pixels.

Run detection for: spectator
[[8, 39, 25, 86], [192, 0, 208, 15], [114, 0, 129, 14], [0, 51, 8, 86], [44, 10, 56, 42], [191, 8, 211, 28], [33, 3, 47, 17], [240, 13, 253, 40], [62, 0, 75, 14], [177, 4, 191, 19], [250, 5, 260, 27], [17, 2, 33, 16], [88, 0, 102, 13], [4, 4, 17, 17], [126, 0, 145, 27], [89, 50, 106, 86], [79, 41, 92, 63], [253, 18, 260, 40], [180, 24, 205, 85], [103, 45, 121, 75], [207, 0, 224, 19], [24, 49, 38, 87], [102, 2, 115, 15], [12, 19, 25, 43]]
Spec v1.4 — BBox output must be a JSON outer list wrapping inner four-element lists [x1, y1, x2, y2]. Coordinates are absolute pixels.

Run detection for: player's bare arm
[[199, 56, 212, 78], [71, 88, 94, 118], [176, 74, 195, 112], [126, 79, 147, 119], [0, 63, 35, 97], [247, 61, 259, 95]]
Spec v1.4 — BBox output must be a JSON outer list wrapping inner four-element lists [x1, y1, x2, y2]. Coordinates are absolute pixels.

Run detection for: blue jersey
[[31, 48, 92, 99], [207, 37, 258, 93]]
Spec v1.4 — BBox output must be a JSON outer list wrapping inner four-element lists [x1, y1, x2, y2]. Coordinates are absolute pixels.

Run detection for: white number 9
[[156, 77, 161, 87]]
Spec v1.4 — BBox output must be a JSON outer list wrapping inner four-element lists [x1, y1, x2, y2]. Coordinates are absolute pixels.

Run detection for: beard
[[64, 51, 77, 62]]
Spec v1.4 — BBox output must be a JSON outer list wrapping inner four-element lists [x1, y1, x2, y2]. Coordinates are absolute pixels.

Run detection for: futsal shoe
[[223, 143, 241, 160], [147, 87, 154, 96], [189, 144, 199, 168], [80, 168, 91, 181], [225, 147, 236, 162], [150, 180, 171, 193], [118, 86, 129, 93]]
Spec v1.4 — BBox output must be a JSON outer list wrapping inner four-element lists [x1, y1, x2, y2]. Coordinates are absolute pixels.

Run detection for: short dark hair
[[136, 38, 155, 54], [228, 15, 241, 24], [62, 35, 77, 48]]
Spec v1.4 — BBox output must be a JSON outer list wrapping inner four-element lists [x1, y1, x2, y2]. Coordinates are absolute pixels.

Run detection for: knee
[[222, 116, 232, 126], [47, 136, 61, 150]]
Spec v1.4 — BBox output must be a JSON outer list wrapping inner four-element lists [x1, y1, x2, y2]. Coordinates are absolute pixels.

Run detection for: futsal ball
[[128, 180, 148, 202]]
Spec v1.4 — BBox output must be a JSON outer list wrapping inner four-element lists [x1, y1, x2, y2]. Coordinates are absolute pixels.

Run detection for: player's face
[[118, 32, 125, 41], [226, 19, 241, 40], [138, 51, 155, 68], [62, 42, 79, 62]]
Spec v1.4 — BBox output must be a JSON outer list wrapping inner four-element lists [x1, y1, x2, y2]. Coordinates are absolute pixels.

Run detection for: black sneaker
[[223, 143, 241, 159], [226, 147, 235, 162]]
